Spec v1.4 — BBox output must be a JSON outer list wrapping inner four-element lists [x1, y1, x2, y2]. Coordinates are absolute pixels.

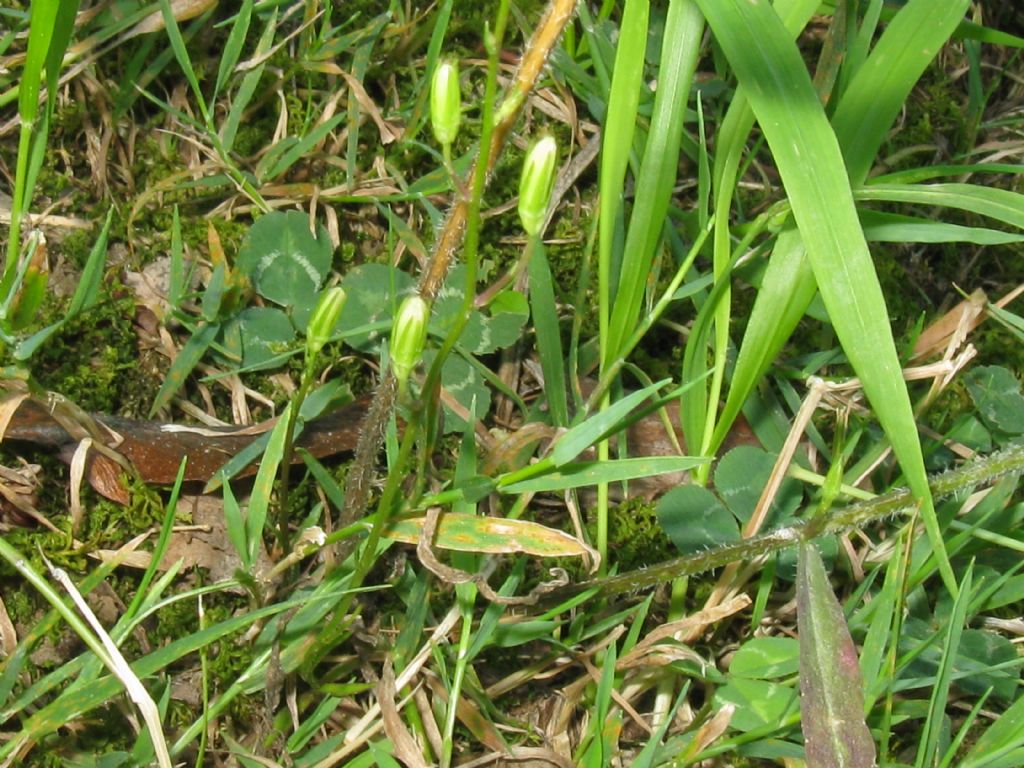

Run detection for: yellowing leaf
[[384, 514, 590, 558]]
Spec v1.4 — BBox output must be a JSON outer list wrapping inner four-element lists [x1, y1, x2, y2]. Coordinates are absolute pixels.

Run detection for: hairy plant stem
[[545, 442, 1024, 603], [337, 0, 579, 531]]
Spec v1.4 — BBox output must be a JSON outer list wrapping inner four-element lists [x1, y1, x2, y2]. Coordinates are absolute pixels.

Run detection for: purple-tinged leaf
[[798, 540, 876, 768]]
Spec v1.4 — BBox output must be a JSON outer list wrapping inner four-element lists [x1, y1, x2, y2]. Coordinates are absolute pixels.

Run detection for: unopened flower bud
[[430, 59, 462, 148], [391, 294, 430, 388], [306, 286, 346, 358], [518, 135, 558, 238]]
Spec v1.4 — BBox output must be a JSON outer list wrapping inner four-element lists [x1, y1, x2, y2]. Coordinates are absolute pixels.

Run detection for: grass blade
[[597, 0, 648, 356], [149, 321, 219, 416], [915, 563, 974, 768], [605, 0, 703, 361], [213, 0, 252, 102], [694, 0, 954, 592], [832, 0, 971, 184], [528, 240, 569, 426]]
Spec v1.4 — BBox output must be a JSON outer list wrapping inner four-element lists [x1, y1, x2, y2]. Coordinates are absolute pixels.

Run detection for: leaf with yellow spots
[[384, 513, 591, 558]]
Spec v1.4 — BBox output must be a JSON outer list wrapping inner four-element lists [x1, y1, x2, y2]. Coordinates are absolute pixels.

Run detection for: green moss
[[27, 287, 155, 415], [595, 497, 676, 573]]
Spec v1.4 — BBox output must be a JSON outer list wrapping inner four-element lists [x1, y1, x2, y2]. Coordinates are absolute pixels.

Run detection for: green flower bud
[[390, 294, 430, 389], [305, 286, 346, 358], [517, 135, 558, 238], [430, 59, 462, 148]]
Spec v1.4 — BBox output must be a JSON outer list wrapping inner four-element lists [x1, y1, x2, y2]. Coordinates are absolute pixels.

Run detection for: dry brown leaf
[[618, 594, 752, 670], [912, 288, 987, 361], [340, 72, 402, 144], [0, 392, 28, 441], [127, 0, 218, 39], [377, 660, 429, 768], [0, 594, 17, 655]]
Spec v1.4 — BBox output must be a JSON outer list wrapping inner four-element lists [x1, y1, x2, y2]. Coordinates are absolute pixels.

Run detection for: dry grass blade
[[46, 558, 173, 768], [378, 660, 429, 768]]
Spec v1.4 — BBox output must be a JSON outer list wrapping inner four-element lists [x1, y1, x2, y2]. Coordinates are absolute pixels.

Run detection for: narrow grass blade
[[66, 208, 112, 316], [860, 211, 1024, 245], [244, 402, 291, 565], [597, 0, 648, 352], [711, 227, 815, 454], [528, 240, 568, 426], [222, 481, 249, 570], [553, 379, 669, 466], [961, 689, 1024, 767], [158, 0, 210, 125], [213, 0, 252, 102], [797, 540, 876, 768], [149, 321, 219, 416], [858, 183, 1024, 229], [915, 563, 973, 768], [260, 113, 346, 180], [694, 0, 953, 592], [605, 0, 703, 360], [500, 456, 705, 494], [220, 7, 276, 153]]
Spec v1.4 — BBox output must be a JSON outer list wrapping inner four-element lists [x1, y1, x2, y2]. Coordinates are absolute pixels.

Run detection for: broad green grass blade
[[713, 0, 972, 464], [597, 0, 647, 356], [695, 0, 818, 460], [832, 0, 970, 184], [605, 0, 703, 361], [858, 183, 1024, 229], [693, 0, 954, 593]]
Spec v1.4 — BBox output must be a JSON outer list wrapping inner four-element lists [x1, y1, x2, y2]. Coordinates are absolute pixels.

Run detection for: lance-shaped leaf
[[797, 540, 876, 768], [383, 514, 589, 558]]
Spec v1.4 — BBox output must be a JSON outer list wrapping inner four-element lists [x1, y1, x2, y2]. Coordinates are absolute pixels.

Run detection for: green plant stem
[[276, 358, 316, 551], [545, 442, 1024, 603]]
